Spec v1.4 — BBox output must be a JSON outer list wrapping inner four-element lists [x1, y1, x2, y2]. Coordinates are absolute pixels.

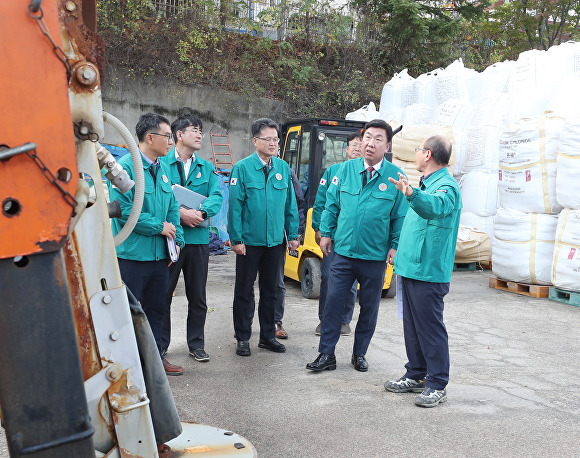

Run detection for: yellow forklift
[[279, 118, 397, 299]]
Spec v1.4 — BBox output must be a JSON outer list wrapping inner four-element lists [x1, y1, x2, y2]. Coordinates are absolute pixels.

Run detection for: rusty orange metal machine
[[0, 1, 255, 456]]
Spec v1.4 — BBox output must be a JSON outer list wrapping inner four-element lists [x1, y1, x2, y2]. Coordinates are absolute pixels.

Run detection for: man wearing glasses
[[228, 118, 300, 357], [159, 113, 223, 364], [384, 135, 462, 408], [109, 112, 185, 376], [306, 119, 407, 373]]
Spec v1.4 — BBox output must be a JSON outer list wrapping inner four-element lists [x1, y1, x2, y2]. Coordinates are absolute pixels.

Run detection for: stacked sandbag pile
[[345, 102, 381, 122], [552, 119, 580, 291], [344, 42, 580, 277]]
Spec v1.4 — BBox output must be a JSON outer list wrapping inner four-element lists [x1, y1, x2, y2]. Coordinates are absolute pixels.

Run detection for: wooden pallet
[[548, 287, 580, 307], [454, 262, 477, 271], [488, 277, 550, 298]]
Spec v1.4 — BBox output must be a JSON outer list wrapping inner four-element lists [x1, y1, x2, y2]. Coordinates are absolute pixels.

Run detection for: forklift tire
[[300, 257, 321, 299], [382, 274, 397, 299]]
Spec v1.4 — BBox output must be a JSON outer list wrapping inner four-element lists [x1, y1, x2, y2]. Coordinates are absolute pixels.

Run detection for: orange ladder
[[209, 129, 234, 175]]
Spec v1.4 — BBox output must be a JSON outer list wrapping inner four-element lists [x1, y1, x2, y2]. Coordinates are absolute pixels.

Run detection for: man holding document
[[109, 112, 184, 376], [160, 113, 223, 363]]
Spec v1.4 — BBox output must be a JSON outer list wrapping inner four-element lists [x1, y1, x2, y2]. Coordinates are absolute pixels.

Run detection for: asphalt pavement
[[2, 251, 579, 457]]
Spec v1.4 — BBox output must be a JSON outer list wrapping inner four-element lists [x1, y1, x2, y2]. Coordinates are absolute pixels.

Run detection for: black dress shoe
[[258, 338, 286, 353], [236, 340, 251, 356], [351, 354, 368, 372], [306, 353, 337, 371]]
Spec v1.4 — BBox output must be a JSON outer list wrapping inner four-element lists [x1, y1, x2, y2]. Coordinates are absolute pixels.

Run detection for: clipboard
[[172, 184, 209, 228]]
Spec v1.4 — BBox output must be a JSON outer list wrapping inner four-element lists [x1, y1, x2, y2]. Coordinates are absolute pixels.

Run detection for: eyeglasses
[[149, 132, 173, 142], [414, 147, 428, 153], [255, 137, 280, 144], [182, 128, 204, 138]]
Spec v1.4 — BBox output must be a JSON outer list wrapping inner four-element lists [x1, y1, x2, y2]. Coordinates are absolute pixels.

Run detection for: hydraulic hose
[[103, 111, 144, 247]]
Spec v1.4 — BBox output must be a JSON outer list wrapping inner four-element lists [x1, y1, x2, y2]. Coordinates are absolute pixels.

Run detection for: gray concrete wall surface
[[4, 256, 577, 456], [101, 67, 288, 167]]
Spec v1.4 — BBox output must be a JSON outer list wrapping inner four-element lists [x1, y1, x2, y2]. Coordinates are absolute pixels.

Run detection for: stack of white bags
[[347, 42, 580, 290]]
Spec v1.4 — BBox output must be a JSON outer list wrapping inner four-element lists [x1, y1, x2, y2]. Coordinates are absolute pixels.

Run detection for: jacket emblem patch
[[320, 178, 327, 185], [331, 176, 339, 185], [276, 173, 282, 180], [230, 178, 238, 185], [379, 183, 387, 191]]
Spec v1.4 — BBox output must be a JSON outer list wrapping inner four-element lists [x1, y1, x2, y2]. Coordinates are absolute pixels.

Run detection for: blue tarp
[[103, 144, 129, 160], [210, 169, 230, 242]]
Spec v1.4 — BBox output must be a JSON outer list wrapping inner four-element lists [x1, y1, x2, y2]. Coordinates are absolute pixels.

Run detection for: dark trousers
[[233, 244, 284, 342], [401, 276, 450, 390], [319, 253, 386, 356], [274, 244, 287, 323], [318, 249, 356, 324], [161, 244, 209, 352], [118, 258, 168, 357]]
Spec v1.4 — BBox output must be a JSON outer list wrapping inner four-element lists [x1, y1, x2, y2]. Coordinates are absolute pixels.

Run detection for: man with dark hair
[[228, 118, 299, 357], [385, 135, 462, 408], [307, 119, 408, 373], [159, 113, 222, 362], [312, 132, 363, 336], [110, 112, 185, 376]]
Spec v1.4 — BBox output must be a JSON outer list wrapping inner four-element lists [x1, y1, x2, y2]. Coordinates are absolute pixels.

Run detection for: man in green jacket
[[384, 135, 462, 407], [306, 119, 408, 373], [228, 118, 300, 357], [312, 132, 363, 336], [160, 113, 223, 363], [110, 112, 185, 376]]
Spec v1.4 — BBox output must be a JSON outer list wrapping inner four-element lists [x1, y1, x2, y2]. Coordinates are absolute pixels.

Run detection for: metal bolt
[[65, 1, 76, 12], [79, 125, 90, 135], [102, 295, 112, 304], [110, 331, 120, 341], [74, 63, 98, 87]]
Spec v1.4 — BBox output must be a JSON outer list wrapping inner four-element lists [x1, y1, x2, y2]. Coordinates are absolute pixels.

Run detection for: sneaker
[[189, 348, 210, 362], [415, 387, 447, 407], [315, 323, 321, 336], [340, 323, 351, 336], [384, 377, 425, 393]]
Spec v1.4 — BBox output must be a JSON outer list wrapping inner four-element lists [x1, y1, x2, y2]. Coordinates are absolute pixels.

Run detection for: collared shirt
[[175, 149, 195, 177], [363, 159, 383, 175], [419, 170, 436, 186], [258, 155, 272, 169]]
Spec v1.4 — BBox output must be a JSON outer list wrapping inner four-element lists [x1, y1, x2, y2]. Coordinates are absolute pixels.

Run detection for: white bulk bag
[[545, 75, 580, 119], [400, 103, 434, 126], [479, 60, 514, 96], [492, 208, 558, 284], [557, 118, 580, 209], [460, 211, 494, 239], [461, 125, 501, 174], [552, 209, 580, 291], [379, 69, 417, 117], [498, 116, 564, 214], [546, 41, 580, 79], [433, 98, 474, 133], [434, 59, 479, 107], [459, 170, 498, 217], [469, 91, 510, 127], [509, 49, 550, 93], [413, 70, 441, 109], [346, 102, 380, 122]]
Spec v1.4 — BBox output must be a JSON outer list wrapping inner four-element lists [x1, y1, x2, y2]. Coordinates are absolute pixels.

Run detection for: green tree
[[350, 0, 488, 75]]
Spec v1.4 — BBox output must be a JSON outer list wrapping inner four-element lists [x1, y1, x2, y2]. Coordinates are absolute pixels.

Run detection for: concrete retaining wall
[[101, 67, 288, 166]]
